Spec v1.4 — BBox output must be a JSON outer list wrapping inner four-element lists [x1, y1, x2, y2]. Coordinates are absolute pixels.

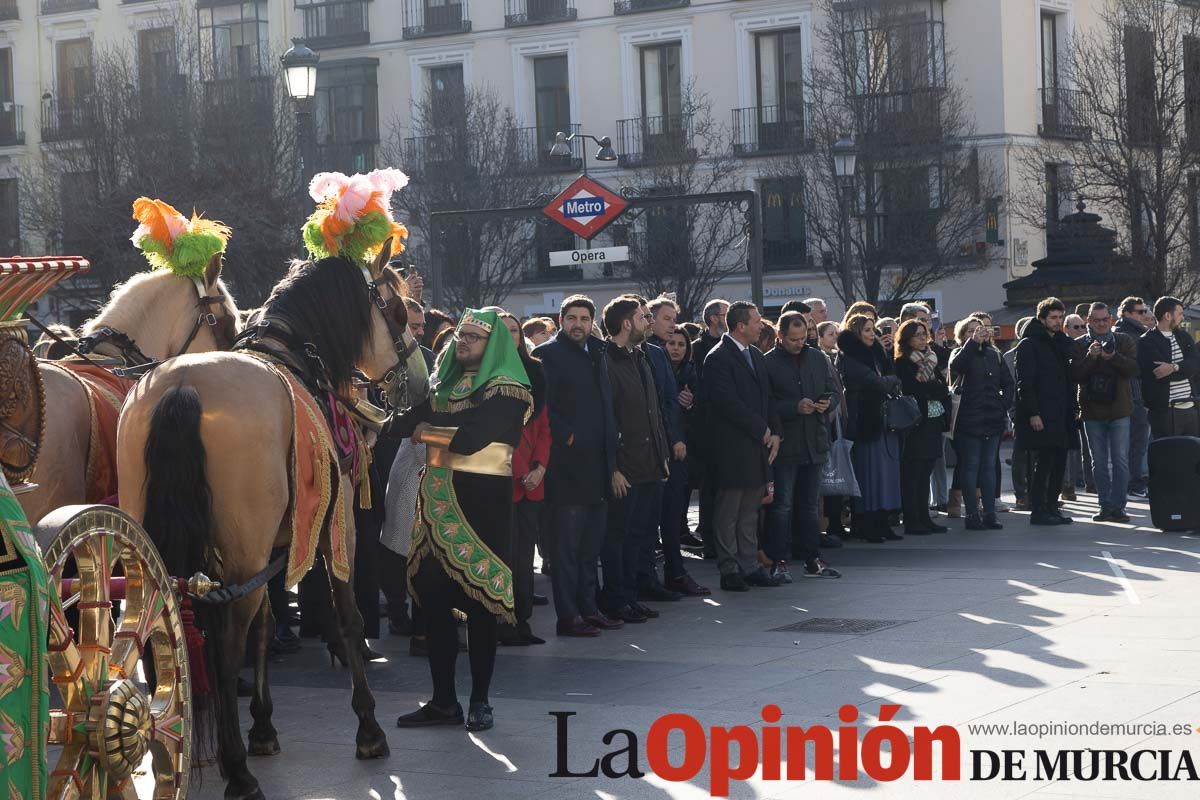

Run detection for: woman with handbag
[[817, 321, 849, 543], [894, 319, 950, 535], [838, 314, 903, 542], [949, 317, 1014, 530]]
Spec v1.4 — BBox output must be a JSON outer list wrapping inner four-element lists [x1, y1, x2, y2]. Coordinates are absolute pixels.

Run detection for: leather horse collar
[[76, 280, 236, 371]]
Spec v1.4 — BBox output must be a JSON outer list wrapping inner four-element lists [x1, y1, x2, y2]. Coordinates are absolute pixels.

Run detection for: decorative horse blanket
[[0, 472, 50, 800], [50, 362, 135, 503]]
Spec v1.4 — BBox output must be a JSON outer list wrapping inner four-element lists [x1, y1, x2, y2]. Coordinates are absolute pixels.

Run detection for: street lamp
[[549, 131, 618, 175], [832, 134, 858, 305], [281, 40, 320, 196]]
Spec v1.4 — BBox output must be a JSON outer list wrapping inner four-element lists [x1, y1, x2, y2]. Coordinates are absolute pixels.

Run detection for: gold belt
[[422, 426, 513, 477]]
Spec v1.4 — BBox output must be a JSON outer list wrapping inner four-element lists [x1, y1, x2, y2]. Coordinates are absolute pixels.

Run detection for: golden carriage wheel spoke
[[38, 505, 192, 800]]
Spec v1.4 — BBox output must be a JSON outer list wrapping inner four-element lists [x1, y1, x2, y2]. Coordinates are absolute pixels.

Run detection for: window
[[315, 62, 379, 172], [640, 42, 681, 121], [534, 223, 577, 280], [426, 63, 464, 129], [60, 172, 96, 254], [56, 38, 93, 117], [139, 28, 178, 97], [756, 29, 804, 122], [1189, 173, 1199, 267], [761, 178, 806, 269], [1186, 37, 1200, 147], [534, 55, 570, 146], [1041, 12, 1059, 93], [0, 49, 15, 145], [844, 4, 945, 97], [1130, 169, 1153, 258], [1124, 25, 1155, 145], [0, 179, 17, 254], [1044, 162, 1072, 233], [198, 2, 269, 81]]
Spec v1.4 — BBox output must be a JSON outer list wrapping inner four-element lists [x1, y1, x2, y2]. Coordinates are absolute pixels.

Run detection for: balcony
[[298, 0, 370, 49], [856, 88, 944, 146], [0, 0, 18, 20], [40, 97, 88, 143], [732, 104, 813, 157], [40, 0, 97, 13], [616, 114, 693, 167], [504, 0, 575, 26], [316, 140, 377, 174], [504, 123, 582, 172], [201, 76, 273, 111], [614, 0, 688, 14], [763, 237, 808, 271], [402, 0, 470, 39], [0, 105, 23, 146], [404, 132, 467, 176], [1039, 87, 1091, 141]]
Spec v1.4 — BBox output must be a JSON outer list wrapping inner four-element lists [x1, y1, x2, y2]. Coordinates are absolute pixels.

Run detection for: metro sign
[[542, 175, 630, 240]]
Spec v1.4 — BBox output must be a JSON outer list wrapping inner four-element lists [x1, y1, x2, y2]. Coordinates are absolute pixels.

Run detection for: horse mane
[[81, 269, 241, 340], [260, 256, 380, 389]]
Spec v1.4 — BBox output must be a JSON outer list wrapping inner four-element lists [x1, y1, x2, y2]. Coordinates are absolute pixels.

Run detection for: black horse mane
[[261, 256, 374, 389]]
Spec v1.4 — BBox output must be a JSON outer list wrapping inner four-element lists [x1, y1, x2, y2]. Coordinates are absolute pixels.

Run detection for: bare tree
[[383, 86, 560, 311], [1012, 0, 1200, 302], [21, 11, 303, 303], [616, 85, 746, 321], [769, 0, 1000, 308]]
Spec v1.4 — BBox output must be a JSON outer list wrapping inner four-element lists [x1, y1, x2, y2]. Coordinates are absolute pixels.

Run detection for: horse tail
[[141, 383, 223, 768]]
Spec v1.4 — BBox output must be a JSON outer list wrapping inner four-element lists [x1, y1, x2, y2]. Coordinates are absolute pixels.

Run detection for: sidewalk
[[192, 475, 1200, 800]]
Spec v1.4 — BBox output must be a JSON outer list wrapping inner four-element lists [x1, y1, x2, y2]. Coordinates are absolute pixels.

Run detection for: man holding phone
[[763, 312, 842, 581]]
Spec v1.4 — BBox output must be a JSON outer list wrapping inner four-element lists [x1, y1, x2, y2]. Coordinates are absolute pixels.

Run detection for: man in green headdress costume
[[394, 308, 532, 733], [0, 474, 51, 800]]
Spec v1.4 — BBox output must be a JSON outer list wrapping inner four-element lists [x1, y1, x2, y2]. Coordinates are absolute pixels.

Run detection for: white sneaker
[[994, 499, 1010, 513]]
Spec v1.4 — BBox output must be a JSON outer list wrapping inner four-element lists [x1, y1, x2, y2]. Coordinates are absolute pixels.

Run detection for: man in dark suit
[[1137, 295, 1200, 439], [691, 298, 729, 560], [703, 301, 782, 591], [534, 295, 623, 637]]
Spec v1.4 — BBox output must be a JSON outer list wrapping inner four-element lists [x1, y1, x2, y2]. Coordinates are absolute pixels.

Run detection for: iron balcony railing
[[316, 140, 378, 174], [0, 0, 17, 20], [505, 123, 582, 172], [504, 0, 575, 26], [403, 132, 464, 175], [855, 88, 944, 145], [299, 0, 370, 48], [0, 104, 23, 146], [402, 0, 471, 39], [614, 0, 689, 15], [40, 97, 88, 143], [40, 0, 97, 13], [616, 114, 693, 167], [1039, 87, 1092, 140], [732, 103, 813, 156]]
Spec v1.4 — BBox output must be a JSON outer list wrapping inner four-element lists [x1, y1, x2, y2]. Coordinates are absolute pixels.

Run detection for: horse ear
[[370, 237, 393, 281], [204, 253, 224, 290]]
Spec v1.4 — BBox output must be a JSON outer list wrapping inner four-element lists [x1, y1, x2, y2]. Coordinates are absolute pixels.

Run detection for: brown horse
[[22, 255, 238, 523], [115, 243, 428, 800]]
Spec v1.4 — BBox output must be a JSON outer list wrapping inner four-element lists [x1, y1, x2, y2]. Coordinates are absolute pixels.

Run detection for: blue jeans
[[955, 433, 1001, 515], [1084, 417, 1131, 512], [766, 462, 822, 564]]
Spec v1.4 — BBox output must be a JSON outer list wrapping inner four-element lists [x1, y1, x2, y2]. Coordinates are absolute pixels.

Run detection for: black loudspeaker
[[1148, 435, 1200, 532]]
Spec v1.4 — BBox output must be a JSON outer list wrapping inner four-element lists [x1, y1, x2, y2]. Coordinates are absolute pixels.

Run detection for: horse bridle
[[76, 280, 236, 370], [359, 266, 420, 415]]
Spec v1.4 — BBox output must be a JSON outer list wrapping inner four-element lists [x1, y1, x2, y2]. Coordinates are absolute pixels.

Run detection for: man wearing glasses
[[1116, 297, 1152, 497]]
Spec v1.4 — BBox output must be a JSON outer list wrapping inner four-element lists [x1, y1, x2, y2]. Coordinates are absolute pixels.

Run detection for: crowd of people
[[273, 282, 1200, 731]]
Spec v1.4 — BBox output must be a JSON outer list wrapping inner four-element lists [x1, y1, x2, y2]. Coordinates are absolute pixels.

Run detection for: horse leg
[[247, 594, 280, 756], [322, 537, 389, 760], [216, 591, 267, 800]]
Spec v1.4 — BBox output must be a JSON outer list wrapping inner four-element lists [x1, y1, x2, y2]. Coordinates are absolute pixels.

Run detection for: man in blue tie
[[701, 301, 783, 591]]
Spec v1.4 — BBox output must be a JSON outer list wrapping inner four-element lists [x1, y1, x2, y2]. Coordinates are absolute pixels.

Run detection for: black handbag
[[882, 393, 921, 433]]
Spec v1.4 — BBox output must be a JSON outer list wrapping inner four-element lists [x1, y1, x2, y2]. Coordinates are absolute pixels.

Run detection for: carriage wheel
[[36, 505, 191, 800]]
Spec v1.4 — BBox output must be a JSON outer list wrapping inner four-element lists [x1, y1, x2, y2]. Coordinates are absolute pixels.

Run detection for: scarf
[[430, 308, 533, 419], [910, 346, 939, 383]]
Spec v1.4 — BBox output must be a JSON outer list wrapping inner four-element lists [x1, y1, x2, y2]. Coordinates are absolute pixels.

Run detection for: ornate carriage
[[0, 258, 196, 800]]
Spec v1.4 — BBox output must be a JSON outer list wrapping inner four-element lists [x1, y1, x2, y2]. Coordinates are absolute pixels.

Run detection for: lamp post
[[549, 131, 617, 176], [280, 40, 320, 196], [832, 134, 858, 306]]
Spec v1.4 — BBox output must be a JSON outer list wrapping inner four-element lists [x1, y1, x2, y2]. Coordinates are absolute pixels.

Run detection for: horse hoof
[[356, 739, 390, 760], [248, 737, 281, 757]]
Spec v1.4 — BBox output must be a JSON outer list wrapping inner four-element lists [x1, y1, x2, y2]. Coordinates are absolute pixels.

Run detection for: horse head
[[358, 237, 429, 413], [81, 254, 241, 363]]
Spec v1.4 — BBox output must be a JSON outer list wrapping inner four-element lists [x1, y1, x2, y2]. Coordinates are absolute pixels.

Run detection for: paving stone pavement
[[189, 468, 1200, 800]]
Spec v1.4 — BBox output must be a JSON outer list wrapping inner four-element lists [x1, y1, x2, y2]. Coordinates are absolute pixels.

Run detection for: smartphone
[[816, 392, 835, 405], [930, 317, 941, 333]]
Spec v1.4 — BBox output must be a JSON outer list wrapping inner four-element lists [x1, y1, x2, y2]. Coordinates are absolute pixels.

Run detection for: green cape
[[431, 308, 531, 412]]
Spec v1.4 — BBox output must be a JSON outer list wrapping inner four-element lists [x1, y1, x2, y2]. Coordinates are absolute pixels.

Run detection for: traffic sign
[[542, 175, 630, 240], [548, 246, 629, 267]]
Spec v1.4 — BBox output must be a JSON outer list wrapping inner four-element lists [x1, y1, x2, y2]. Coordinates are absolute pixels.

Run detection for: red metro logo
[[542, 175, 630, 240]]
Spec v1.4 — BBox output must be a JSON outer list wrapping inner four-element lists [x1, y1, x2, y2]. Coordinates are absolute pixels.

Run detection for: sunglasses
[[1068, 324, 1086, 330]]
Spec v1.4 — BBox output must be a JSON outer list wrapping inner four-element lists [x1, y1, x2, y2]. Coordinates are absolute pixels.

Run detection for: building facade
[[0, 0, 1107, 322]]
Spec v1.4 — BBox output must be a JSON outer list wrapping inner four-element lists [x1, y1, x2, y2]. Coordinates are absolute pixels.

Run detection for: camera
[[1102, 339, 1116, 354]]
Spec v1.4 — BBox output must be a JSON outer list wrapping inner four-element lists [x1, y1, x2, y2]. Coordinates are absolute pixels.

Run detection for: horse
[[115, 241, 429, 800], [20, 254, 239, 524]]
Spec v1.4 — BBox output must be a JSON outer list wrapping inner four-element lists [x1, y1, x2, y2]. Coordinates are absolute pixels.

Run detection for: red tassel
[[180, 592, 210, 696]]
